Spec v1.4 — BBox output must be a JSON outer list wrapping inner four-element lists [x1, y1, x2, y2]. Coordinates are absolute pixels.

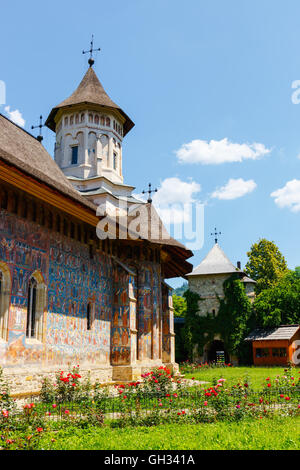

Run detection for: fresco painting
[[0, 208, 174, 370]]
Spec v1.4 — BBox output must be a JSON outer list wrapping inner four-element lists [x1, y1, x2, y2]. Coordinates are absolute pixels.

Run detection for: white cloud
[[176, 138, 271, 165], [4, 106, 25, 127], [134, 177, 202, 225], [211, 178, 257, 200], [271, 179, 300, 213]]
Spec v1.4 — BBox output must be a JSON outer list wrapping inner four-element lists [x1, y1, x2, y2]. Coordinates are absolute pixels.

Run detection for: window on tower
[[113, 152, 117, 170], [71, 146, 78, 165]]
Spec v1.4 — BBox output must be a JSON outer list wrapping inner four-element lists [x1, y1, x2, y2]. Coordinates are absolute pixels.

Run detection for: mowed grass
[[40, 417, 300, 450], [183, 366, 298, 389]]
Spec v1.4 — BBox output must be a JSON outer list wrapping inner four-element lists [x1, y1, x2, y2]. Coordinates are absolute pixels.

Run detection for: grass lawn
[[182, 366, 298, 389], [39, 417, 300, 450]]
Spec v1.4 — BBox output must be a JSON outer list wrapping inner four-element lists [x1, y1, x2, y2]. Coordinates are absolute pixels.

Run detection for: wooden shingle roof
[[187, 243, 239, 276], [245, 325, 300, 342], [0, 113, 96, 211], [45, 67, 134, 136]]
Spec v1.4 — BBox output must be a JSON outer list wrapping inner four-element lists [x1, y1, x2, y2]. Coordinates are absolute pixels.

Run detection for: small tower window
[[70, 115, 74, 125], [113, 152, 118, 170], [64, 117, 68, 127], [71, 146, 78, 165], [94, 115, 99, 125], [106, 117, 110, 127], [81, 113, 85, 123]]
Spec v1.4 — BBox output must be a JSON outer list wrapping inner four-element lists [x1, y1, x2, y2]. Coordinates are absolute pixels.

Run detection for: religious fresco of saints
[[121, 329, 129, 346]]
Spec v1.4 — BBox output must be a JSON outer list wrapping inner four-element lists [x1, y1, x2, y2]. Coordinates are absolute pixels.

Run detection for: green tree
[[172, 294, 187, 317], [254, 270, 300, 328], [245, 239, 288, 294], [217, 274, 253, 359]]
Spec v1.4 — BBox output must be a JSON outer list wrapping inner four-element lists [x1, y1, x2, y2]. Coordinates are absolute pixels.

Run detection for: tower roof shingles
[[45, 67, 134, 135], [187, 243, 240, 276]]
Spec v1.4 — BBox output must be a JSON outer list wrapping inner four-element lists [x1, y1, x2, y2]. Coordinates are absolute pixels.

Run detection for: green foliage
[[172, 294, 187, 317], [173, 282, 188, 297], [254, 270, 300, 328], [245, 239, 288, 294], [183, 277, 253, 362], [217, 274, 253, 358], [183, 290, 215, 360]]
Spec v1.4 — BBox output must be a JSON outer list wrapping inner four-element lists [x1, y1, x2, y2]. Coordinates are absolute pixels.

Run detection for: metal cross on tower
[[211, 227, 221, 244], [142, 183, 158, 204], [31, 115, 45, 143], [82, 35, 101, 67]]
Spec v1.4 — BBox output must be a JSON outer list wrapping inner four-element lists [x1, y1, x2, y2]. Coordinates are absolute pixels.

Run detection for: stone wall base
[[2, 364, 114, 396], [2, 361, 180, 396]]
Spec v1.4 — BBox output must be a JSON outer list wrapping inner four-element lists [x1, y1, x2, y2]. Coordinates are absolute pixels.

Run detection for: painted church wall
[[0, 209, 113, 368]]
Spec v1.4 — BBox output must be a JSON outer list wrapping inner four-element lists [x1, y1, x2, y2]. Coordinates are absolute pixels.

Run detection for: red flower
[[36, 427, 43, 433]]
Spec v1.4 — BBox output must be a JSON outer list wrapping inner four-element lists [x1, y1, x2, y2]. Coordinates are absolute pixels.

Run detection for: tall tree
[[254, 270, 300, 328], [245, 239, 288, 294], [172, 294, 187, 317]]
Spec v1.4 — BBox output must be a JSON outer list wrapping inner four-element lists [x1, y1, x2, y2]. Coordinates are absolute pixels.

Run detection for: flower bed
[[0, 365, 299, 449]]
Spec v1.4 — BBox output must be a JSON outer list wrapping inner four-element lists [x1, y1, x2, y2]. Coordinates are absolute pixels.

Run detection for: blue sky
[[1, 0, 300, 287]]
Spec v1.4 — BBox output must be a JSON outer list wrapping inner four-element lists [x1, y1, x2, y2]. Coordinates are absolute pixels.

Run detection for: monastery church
[[0, 57, 193, 392]]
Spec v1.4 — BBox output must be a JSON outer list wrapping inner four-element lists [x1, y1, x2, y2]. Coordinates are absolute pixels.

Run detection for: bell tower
[[45, 47, 136, 211]]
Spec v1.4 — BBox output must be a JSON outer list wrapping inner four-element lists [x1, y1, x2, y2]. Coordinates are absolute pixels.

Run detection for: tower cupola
[[45, 67, 134, 186]]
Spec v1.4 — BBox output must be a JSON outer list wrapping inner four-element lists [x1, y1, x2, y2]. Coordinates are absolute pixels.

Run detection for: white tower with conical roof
[[45, 64, 142, 213]]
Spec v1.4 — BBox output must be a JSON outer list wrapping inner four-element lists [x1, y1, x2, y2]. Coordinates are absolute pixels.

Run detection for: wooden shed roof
[[245, 325, 300, 342]]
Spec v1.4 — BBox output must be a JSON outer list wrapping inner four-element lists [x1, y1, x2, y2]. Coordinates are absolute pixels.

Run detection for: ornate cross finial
[[142, 183, 158, 204], [82, 35, 101, 67], [31, 115, 45, 143], [211, 227, 221, 244]]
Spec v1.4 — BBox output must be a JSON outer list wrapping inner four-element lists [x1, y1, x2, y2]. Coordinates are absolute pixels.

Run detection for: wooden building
[[245, 325, 300, 366]]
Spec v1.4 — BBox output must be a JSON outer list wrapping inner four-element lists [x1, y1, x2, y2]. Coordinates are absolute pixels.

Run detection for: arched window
[[75, 114, 79, 124], [89, 114, 93, 123], [0, 263, 11, 341], [26, 272, 46, 341], [81, 113, 85, 123], [94, 115, 99, 125], [100, 116, 105, 126], [106, 117, 110, 127], [64, 117, 68, 127], [87, 303, 95, 330], [70, 115, 74, 125], [26, 277, 37, 338]]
